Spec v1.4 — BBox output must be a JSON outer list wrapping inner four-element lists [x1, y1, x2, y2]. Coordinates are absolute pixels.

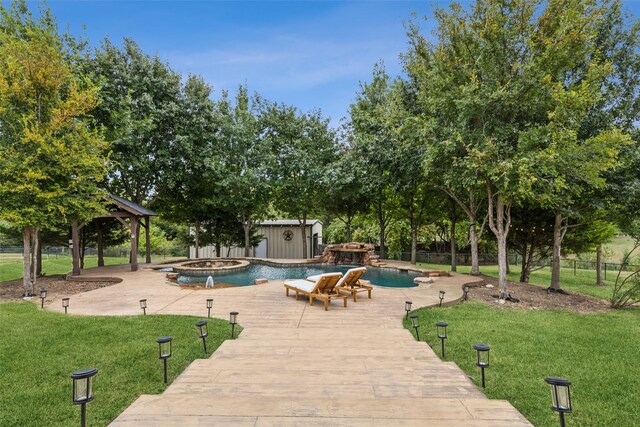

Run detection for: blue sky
[[38, 1, 640, 125]]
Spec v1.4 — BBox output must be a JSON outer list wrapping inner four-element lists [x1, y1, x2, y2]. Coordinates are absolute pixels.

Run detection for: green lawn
[[419, 262, 615, 301], [0, 255, 141, 282], [0, 302, 239, 426], [404, 302, 640, 427]]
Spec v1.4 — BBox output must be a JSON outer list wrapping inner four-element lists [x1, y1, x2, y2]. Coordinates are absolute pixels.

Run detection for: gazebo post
[[145, 215, 151, 264], [96, 219, 104, 267], [71, 222, 81, 276], [130, 215, 139, 272]]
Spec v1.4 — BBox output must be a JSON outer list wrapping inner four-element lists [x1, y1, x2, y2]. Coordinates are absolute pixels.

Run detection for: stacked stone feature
[[319, 243, 379, 266]]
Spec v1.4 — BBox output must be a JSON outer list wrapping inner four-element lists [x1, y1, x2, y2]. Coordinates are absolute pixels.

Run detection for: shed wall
[[190, 224, 317, 259]]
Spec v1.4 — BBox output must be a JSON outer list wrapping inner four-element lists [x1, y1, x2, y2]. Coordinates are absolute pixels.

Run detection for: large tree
[[152, 75, 221, 258], [0, 1, 108, 295], [221, 87, 273, 257], [323, 146, 370, 243], [405, 0, 628, 297], [263, 103, 337, 258], [350, 64, 399, 259], [88, 38, 182, 205]]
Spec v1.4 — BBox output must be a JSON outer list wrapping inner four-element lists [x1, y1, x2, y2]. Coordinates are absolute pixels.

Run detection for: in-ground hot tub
[[172, 259, 250, 277]]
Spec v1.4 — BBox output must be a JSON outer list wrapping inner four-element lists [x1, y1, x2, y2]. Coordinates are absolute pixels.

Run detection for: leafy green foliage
[[262, 102, 337, 257], [404, 0, 633, 294], [0, 2, 109, 228], [87, 38, 182, 205], [610, 242, 640, 308]]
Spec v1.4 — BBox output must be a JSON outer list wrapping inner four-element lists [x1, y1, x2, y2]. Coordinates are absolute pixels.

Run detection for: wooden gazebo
[[71, 194, 158, 276]]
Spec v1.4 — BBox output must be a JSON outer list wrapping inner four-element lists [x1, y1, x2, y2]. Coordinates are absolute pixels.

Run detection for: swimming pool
[[175, 263, 420, 288]]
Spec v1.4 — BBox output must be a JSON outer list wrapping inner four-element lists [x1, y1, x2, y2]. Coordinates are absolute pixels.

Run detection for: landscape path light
[[545, 377, 572, 427], [40, 289, 47, 309], [404, 301, 412, 320], [439, 290, 445, 307], [473, 343, 490, 388], [409, 314, 420, 341], [71, 367, 98, 427], [139, 299, 147, 315], [62, 298, 70, 314], [229, 311, 239, 338], [436, 321, 448, 357], [196, 320, 208, 354], [156, 336, 173, 384], [206, 299, 213, 318]]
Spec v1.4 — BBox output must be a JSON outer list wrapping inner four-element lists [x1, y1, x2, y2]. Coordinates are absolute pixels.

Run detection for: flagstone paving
[[48, 262, 531, 426]]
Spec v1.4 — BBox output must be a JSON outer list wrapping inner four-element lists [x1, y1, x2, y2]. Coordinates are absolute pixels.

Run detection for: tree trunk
[[497, 234, 508, 297], [409, 205, 417, 265], [80, 235, 86, 269], [450, 199, 457, 272], [194, 220, 200, 259], [71, 222, 81, 276], [215, 242, 221, 257], [596, 243, 604, 286], [487, 187, 511, 298], [410, 224, 417, 265], [550, 213, 563, 291], [300, 212, 308, 259], [36, 242, 42, 277], [469, 222, 480, 275], [22, 226, 33, 296], [519, 239, 536, 284], [242, 208, 252, 257]]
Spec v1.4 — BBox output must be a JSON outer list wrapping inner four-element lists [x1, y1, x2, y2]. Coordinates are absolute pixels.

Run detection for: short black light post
[[196, 320, 208, 354], [436, 321, 448, 357], [439, 290, 445, 307], [473, 343, 490, 388], [40, 289, 47, 309], [62, 298, 70, 314], [139, 299, 147, 315], [545, 377, 572, 427], [404, 300, 412, 320], [206, 298, 213, 318], [229, 311, 239, 338], [409, 314, 420, 341], [463, 285, 470, 301], [156, 336, 173, 384], [71, 367, 98, 427]]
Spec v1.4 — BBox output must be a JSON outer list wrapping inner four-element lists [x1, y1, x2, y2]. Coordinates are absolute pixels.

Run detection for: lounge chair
[[308, 267, 372, 302], [284, 272, 348, 311]]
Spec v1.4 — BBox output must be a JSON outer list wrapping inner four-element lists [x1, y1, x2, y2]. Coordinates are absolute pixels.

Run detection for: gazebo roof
[[105, 194, 157, 217]]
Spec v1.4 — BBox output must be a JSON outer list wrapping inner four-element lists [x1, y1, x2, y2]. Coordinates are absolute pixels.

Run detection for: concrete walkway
[[49, 262, 531, 426]]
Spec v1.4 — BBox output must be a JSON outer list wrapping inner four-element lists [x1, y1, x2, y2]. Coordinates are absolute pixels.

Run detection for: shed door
[[255, 238, 268, 258]]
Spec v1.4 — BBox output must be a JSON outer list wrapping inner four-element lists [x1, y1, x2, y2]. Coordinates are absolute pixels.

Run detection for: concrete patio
[[49, 262, 532, 426]]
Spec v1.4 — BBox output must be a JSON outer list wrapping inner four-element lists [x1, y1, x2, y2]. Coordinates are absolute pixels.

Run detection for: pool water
[[176, 263, 420, 288]]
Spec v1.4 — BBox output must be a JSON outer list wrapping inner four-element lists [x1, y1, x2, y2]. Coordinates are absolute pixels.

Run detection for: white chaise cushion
[[284, 279, 316, 293]]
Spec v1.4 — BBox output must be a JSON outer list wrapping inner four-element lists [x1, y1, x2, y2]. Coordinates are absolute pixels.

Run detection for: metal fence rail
[[376, 251, 640, 278], [0, 246, 187, 259]]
